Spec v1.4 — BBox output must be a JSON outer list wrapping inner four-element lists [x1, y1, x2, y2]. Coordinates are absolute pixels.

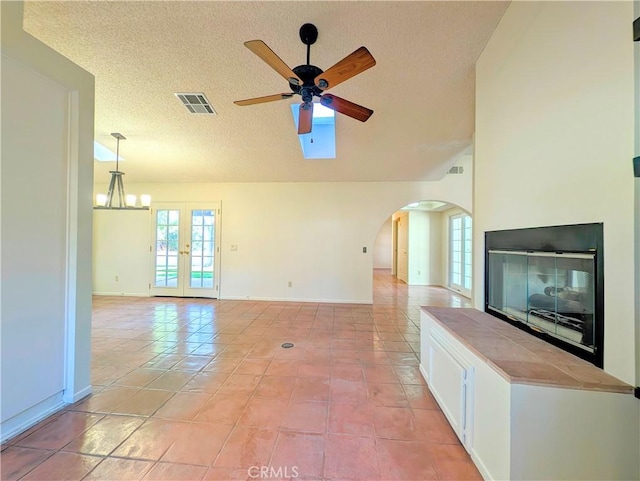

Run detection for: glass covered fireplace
[[485, 223, 603, 367]]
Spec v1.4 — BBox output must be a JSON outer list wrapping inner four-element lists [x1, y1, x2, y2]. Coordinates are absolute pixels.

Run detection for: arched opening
[[373, 199, 473, 300]]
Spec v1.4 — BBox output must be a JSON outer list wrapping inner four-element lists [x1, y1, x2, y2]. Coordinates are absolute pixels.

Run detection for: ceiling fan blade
[[314, 46, 376, 91], [320, 94, 373, 122], [244, 40, 302, 85], [234, 93, 294, 106], [298, 102, 313, 135]]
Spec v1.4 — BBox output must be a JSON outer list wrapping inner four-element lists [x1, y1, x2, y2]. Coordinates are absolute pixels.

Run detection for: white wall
[[406, 211, 442, 286], [2, 54, 68, 426], [373, 217, 392, 269], [93, 210, 151, 296], [475, 2, 636, 383], [1, 1, 94, 441], [94, 174, 472, 304]]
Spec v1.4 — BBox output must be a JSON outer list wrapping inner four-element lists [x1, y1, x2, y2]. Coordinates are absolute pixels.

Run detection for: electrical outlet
[[288, 281, 293, 287], [231, 245, 238, 251], [115, 275, 119, 282], [417, 270, 421, 275]]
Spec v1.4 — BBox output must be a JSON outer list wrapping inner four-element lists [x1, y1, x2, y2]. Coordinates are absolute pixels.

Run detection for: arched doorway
[[373, 200, 473, 298]]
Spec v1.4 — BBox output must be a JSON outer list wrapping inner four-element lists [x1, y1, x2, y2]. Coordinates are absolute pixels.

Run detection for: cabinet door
[[428, 331, 473, 447]]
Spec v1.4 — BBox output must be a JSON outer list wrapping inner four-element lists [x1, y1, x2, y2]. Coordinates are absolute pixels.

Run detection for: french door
[[449, 213, 472, 297], [151, 203, 220, 298]]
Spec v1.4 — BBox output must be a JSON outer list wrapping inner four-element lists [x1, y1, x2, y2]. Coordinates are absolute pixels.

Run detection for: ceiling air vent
[[175, 92, 217, 114], [448, 166, 464, 174]]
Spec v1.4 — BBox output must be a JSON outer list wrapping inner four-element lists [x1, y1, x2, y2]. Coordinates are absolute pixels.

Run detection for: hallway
[[2, 269, 478, 481]]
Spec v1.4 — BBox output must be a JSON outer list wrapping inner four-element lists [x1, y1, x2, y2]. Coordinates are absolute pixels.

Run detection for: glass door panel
[[186, 209, 216, 292], [154, 209, 180, 290], [463, 216, 473, 290], [449, 213, 472, 297], [450, 216, 463, 286]]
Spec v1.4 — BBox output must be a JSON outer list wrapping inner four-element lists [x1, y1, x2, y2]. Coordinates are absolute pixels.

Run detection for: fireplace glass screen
[[487, 250, 595, 354]]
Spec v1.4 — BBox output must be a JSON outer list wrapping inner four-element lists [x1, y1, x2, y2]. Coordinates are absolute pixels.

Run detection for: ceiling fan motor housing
[[290, 64, 324, 102]]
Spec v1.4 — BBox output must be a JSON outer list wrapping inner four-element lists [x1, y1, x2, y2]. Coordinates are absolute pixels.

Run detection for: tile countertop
[[422, 307, 634, 395]]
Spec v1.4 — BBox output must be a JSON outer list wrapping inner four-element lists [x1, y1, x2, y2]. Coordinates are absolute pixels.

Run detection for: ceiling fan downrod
[[299, 23, 318, 66]]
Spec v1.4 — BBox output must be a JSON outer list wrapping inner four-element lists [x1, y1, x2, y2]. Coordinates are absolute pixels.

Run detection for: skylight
[[290, 103, 336, 159], [94, 141, 123, 162], [401, 200, 448, 211]]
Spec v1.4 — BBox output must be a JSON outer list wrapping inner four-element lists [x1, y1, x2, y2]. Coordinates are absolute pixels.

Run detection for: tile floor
[[1, 269, 479, 481]]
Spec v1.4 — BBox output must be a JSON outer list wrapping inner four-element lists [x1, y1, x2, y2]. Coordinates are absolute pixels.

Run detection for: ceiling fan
[[234, 23, 376, 135]]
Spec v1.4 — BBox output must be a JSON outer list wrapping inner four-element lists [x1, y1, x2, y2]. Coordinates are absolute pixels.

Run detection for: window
[[449, 213, 472, 294]]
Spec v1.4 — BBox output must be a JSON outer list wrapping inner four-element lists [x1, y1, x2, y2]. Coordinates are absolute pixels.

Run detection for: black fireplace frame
[[484, 223, 604, 367]]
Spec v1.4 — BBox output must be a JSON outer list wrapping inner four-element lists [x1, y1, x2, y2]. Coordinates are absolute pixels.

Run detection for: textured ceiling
[[23, 1, 508, 183]]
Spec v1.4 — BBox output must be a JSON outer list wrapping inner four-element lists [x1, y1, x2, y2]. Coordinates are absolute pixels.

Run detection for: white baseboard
[[63, 384, 92, 404], [92, 291, 149, 297], [1, 392, 65, 444], [470, 448, 493, 481], [93, 293, 373, 304], [443, 285, 472, 300], [419, 363, 429, 383], [220, 295, 373, 305]]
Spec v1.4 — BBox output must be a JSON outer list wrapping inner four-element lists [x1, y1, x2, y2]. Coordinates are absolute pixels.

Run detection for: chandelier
[[94, 133, 150, 209]]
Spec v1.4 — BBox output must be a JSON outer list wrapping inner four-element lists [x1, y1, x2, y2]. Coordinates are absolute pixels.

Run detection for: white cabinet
[[420, 308, 639, 481]]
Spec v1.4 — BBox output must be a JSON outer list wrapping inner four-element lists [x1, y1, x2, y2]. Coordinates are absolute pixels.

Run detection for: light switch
[[231, 245, 238, 251], [362, 247, 367, 253]]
